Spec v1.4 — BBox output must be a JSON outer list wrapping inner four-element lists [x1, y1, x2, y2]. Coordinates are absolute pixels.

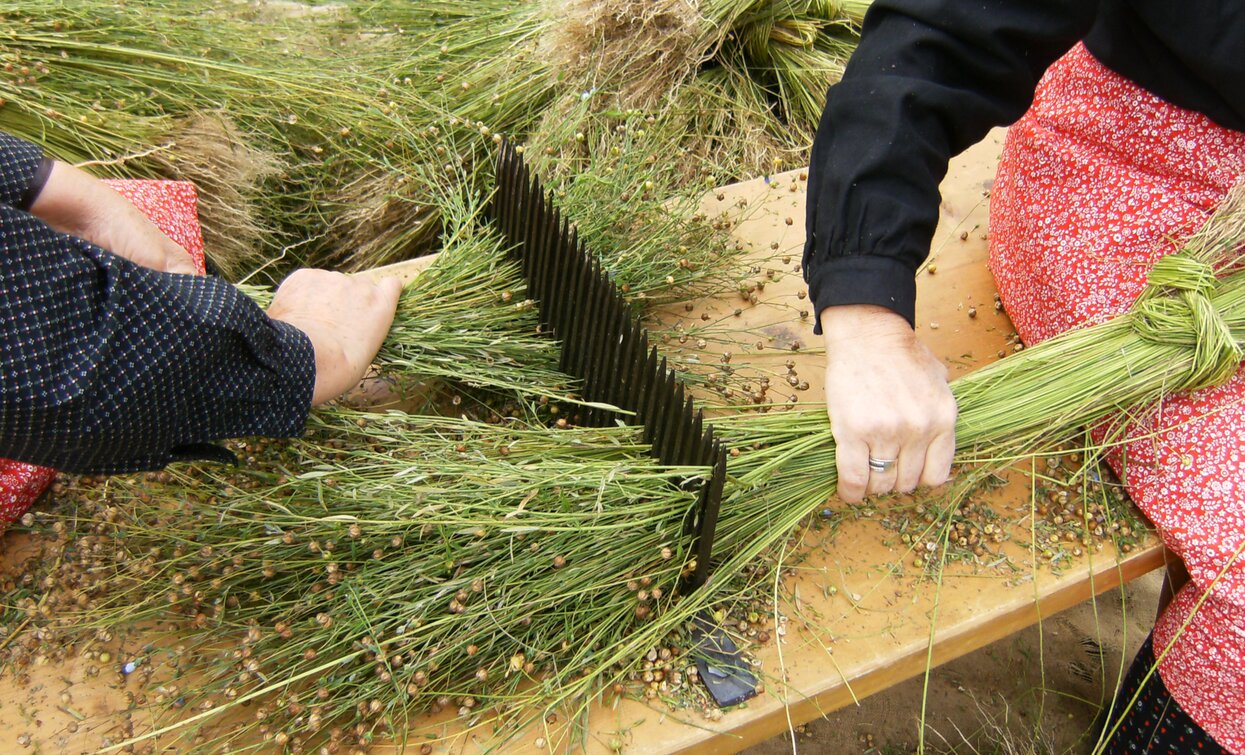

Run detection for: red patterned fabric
[[103, 179, 207, 273], [990, 44, 1245, 752], [0, 179, 206, 532]]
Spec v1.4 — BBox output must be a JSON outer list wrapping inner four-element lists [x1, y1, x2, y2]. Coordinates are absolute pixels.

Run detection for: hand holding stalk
[[267, 270, 403, 405], [820, 303, 957, 502]]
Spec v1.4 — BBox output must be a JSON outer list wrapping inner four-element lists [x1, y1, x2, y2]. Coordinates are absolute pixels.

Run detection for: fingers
[[162, 241, 199, 275], [834, 434, 870, 503], [921, 430, 956, 489], [865, 447, 901, 497], [894, 439, 925, 494], [374, 275, 403, 310]]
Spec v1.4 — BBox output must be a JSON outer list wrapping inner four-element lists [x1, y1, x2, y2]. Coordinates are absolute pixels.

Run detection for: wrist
[[28, 161, 102, 237], [820, 304, 913, 348]]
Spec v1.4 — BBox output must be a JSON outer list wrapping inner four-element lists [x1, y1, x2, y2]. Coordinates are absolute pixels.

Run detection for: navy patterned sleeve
[[0, 132, 53, 210], [0, 204, 316, 474]]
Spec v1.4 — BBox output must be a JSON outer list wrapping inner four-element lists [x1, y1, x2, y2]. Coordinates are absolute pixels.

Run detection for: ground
[[747, 571, 1163, 754]]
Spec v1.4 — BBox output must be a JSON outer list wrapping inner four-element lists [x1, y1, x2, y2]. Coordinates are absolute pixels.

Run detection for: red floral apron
[[990, 44, 1245, 752]]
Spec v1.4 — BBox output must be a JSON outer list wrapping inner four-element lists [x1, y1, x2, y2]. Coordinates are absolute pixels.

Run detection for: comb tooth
[[612, 299, 631, 418], [551, 222, 577, 344], [562, 229, 585, 378], [625, 326, 646, 417], [489, 145, 502, 228], [492, 146, 509, 246], [519, 163, 540, 275], [536, 188, 556, 291], [579, 254, 604, 416], [525, 170, 544, 263], [667, 374, 684, 466], [501, 146, 520, 248], [642, 347, 661, 432], [617, 320, 639, 416], [544, 214, 566, 342], [642, 351, 663, 445], [689, 442, 728, 588], [688, 409, 705, 467], [589, 285, 611, 425], [592, 264, 616, 424], [669, 382, 689, 467], [662, 371, 680, 465], [649, 357, 671, 453], [574, 253, 595, 410], [582, 265, 603, 424], [659, 370, 680, 465], [599, 285, 625, 424], [612, 318, 630, 415], [533, 202, 554, 308], [675, 397, 697, 468], [521, 179, 539, 297], [530, 186, 550, 286]]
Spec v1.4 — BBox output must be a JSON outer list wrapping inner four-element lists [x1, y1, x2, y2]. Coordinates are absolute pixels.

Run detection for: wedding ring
[[868, 456, 897, 474]]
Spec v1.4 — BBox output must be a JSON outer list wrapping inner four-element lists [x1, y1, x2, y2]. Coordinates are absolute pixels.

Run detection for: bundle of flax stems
[[55, 411, 715, 752], [0, 0, 748, 300], [712, 180, 1245, 556], [0, 0, 875, 288]]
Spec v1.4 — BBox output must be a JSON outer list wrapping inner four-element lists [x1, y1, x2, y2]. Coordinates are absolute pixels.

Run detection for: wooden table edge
[[673, 543, 1170, 754]]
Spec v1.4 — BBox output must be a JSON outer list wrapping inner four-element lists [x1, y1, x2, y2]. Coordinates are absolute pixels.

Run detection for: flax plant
[[29, 185, 1243, 751], [55, 411, 714, 752], [711, 182, 1245, 575]]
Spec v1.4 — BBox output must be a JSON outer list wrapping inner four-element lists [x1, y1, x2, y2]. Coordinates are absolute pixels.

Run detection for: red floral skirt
[[989, 44, 1245, 752], [0, 179, 207, 531]]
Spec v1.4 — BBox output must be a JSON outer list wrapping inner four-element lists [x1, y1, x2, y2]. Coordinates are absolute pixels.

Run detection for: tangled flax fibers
[[319, 168, 440, 274], [540, 0, 703, 107], [146, 113, 284, 281]]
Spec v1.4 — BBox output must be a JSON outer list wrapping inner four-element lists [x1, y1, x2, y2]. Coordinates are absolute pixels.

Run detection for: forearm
[[803, 0, 1098, 327], [0, 206, 314, 473]]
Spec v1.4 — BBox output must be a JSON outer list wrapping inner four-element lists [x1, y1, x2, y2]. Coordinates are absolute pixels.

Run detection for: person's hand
[[29, 160, 198, 274], [821, 304, 957, 502], [266, 269, 402, 406]]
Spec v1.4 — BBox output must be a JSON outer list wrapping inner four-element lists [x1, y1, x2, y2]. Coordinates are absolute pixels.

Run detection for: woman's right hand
[[820, 304, 958, 502], [267, 270, 403, 406]]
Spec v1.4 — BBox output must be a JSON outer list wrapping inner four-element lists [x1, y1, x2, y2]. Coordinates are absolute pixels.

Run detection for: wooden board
[[0, 130, 1166, 753]]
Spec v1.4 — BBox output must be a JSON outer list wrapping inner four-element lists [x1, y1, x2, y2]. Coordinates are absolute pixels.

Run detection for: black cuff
[[169, 442, 238, 466], [17, 156, 54, 211], [807, 254, 917, 333]]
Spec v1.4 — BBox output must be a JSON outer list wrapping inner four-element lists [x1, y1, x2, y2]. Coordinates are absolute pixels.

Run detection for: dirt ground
[[746, 571, 1164, 755]]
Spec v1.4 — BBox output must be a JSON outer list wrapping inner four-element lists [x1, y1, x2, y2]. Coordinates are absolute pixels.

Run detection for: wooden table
[[0, 130, 1167, 753]]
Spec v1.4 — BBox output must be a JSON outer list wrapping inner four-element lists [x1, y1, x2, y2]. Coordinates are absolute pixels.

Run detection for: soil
[[746, 571, 1163, 754]]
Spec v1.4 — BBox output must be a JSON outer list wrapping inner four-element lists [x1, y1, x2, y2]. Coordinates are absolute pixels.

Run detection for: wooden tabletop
[[0, 130, 1166, 753]]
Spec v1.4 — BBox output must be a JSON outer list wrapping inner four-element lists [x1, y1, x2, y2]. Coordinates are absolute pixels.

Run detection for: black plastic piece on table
[[690, 611, 760, 708]]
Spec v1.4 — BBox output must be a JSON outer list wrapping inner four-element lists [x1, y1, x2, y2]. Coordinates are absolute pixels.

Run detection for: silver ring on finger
[[868, 456, 897, 474]]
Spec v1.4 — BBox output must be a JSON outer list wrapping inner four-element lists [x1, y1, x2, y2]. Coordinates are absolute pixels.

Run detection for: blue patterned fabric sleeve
[[0, 132, 52, 210], [0, 204, 316, 473]]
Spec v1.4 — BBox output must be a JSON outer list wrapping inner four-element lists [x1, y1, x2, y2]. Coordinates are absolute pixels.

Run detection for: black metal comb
[[489, 144, 755, 707], [490, 142, 728, 589]]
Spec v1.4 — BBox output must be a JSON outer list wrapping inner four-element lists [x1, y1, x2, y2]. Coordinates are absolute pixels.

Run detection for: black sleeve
[[0, 132, 53, 211], [802, 0, 1100, 329], [0, 205, 316, 474]]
